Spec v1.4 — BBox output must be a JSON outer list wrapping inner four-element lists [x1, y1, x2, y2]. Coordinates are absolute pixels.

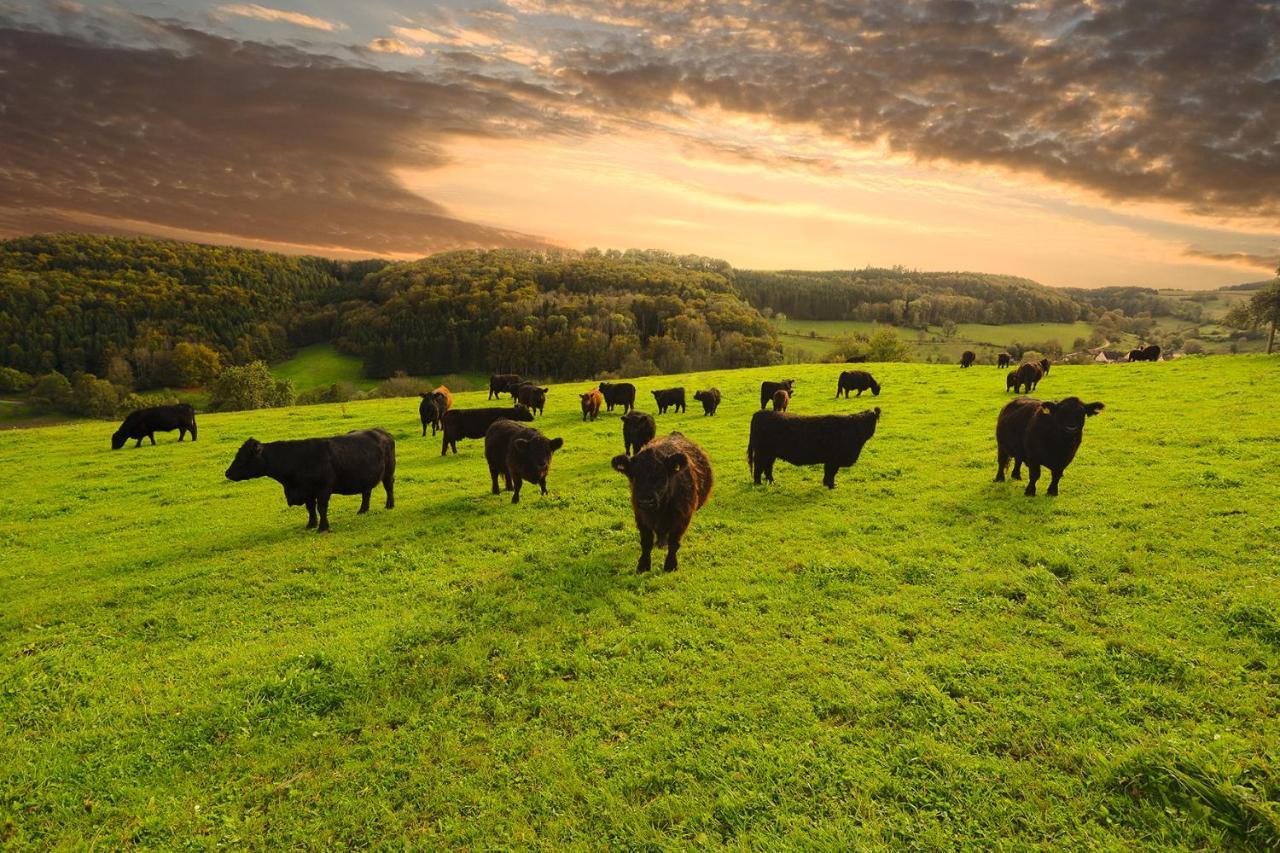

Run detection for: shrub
[[210, 361, 294, 411], [69, 372, 121, 418], [117, 392, 181, 415], [29, 371, 72, 411], [1183, 339, 1205, 355], [297, 382, 362, 406], [0, 367, 33, 393], [169, 342, 223, 387], [866, 328, 911, 362], [368, 372, 432, 399]]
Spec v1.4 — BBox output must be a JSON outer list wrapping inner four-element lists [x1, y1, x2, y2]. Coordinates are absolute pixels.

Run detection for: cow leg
[[823, 463, 839, 489], [178, 428, 185, 441], [539, 477, 548, 496], [996, 449, 1009, 482], [1024, 463, 1040, 497], [316, 494, 332, 532], [1046, 470, 1063, 497], [305, 499, 317, 529], [766, 460, 775, 484], [135, 437, 143, 448], [149, 433, 156, 445], [490, 465, 501, 495], [663, 536, 681, 572], [511, 477, 522, 504], [752, 458, 763, 485], [383, 472, 394, 509], [422, 421, 427, 437], [1011, 457, 1023, 480], [637, 526, 654, 573], [358, 490, 371, 513]]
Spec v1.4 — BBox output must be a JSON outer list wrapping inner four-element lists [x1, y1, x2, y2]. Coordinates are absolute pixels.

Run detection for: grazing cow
[[1129, 345, 1162, 362], [484, 419, 563, 504], [419, 392, 447, 436], [112, 404, 197, 449], [960, 350, 976, 368], [488, 374, 523, 400], [996, 396, 1104, 496], [622, 410, 656, 456], [836, 370, 881, 398], [1006, 369, 1020, 393], [771, 389, 790, 412], [441, 405, 534, 455], [433, 385, 453, 410], [1039, 358, 1051, 375], [652, 387, 686, 414], [515, 383, 548, 416], [845, 355, 868, 363], [748, 409, 879, 489], [224, 428, 395, 532], [599, 381, 636, 413], [1009, 362, 1044, 394], [693, 388, 721, 416], [611, 432, 712, 573], [760, 380, 795, 409], [997, 352, 1013, 369], [580, 388, 603, 421]]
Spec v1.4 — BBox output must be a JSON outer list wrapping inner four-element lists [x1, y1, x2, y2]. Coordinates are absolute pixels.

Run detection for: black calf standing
[[651, 388, 686, 414], [622, 410, 656, 456], [484, 419, 563, 504]]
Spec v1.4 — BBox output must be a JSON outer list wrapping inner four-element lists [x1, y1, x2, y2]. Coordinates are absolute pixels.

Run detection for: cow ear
[[549, 437, 563, 451], [1085, 402, 1105, 416], [513, 438, 529, 452], [665, 452, 688, 474], [610, 454, 630, 475], [1040, 402, 1056, 414]]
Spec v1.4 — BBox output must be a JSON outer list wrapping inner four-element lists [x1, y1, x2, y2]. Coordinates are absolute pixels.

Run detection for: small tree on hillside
[[1224, 272, 1280, 354], [210, 361, 294, 411], [169, 342, 222, 387]]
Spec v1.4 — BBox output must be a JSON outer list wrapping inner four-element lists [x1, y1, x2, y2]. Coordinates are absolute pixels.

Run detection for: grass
[[270, 344, 377, 392], [778, 319, 1106, 362], [2, 356, 1278, 847]]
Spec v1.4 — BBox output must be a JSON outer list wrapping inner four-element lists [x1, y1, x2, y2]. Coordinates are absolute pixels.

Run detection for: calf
[[836, 370, 880, 398], [996, 396, 1104, 496], [112, 404, 197, 449], [581, 388, 603, 421], [419, 392, 447, 436], [693, 388, 721, 416], [1009, 362, 1043, 394], [651, 387, 686, 414], [760, 379, 795, 409], [622, 410, 656, 456], [515, 383, 548, 416], [485, 419, 563, 504], [748, 408, 879, 489], [599, 381, 636, 413], [771, 389, 790, 412], [224, 428, 395, 532], [960, 350, 976, 368], [441, 405, 534, 455], [488, 373, 523, 400], [611, 432, 713, 573], [1005, 369, 1021, 393], [997, 352, 1013, 369]]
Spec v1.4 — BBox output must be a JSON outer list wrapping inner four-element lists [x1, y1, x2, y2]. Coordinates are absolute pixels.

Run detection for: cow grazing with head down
[[112, 404, 197, 449], [488, 374, 523, 400], [581, 388, 603, 421], [224, 428, 395, 532], [836, 370, 880, 398], [611, 432, 712, 573], [996, 396, 1104, 496], [997, 352, 1013, 369], [419, 392, 448, 436], [484, 419, 563, 504], [515, 383, 548, 416], [693, 388, 721, 416], [748, 408, 879, 489], [440, 405, 534, 455], [622, 410, 656, 456], [760, 380, 795, 409], [598, 381, 636, 413], [652, 387, 686, 414], [960, 351, 976, 368], [1009, 362, 1044, 394], [771, 389, 790, 411]]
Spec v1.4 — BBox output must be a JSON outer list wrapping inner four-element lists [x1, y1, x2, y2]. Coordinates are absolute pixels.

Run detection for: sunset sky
[[1, 0, 1276, 288]]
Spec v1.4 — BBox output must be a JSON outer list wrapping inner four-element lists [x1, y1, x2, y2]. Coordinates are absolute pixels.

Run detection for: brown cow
[[484, 419, 563, 504], [997, 352, 1013, 368], [433, 385, 453, 410], [1009, 362, 1043, 394], [960, 351, 976, 368], [580, 388, 603, 421], [996, 396, 1104, 496], [488, 374, 522, 400], [441, 405, 533, 455], [611, 432, 712, 573], [622, 410, 656, 456], [771, 389, 790, 411]]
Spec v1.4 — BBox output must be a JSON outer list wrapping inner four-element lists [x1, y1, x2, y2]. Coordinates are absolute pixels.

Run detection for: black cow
[[845, 355, 868, 363], [693, 388, 721, 416], [419, 392, 447, 436], [611, 432, 713, 573], [622, 410, 656, 456], [960, 351, 976, 368], [652, 387, 686, 414], [1129, 345, 1162, 362], [760, 380, 795, 409], [598, 381, 636, 413], [748, 409, 879, 489], [1009, 362, 1043, 393], [488, 374, 523, 400], [441, 405, 534, 455], [112, 404, 197, 449], [224, 428, 395, 532], [836, 370, 880, 398], [996, 396, 1104, 496], [485, 419, 563, 504], [997, 352, 1013, 369], [515, 383, 548, 416]]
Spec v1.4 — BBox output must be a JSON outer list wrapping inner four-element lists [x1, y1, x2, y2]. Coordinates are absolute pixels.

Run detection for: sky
[[0, 0, 1277, 289]]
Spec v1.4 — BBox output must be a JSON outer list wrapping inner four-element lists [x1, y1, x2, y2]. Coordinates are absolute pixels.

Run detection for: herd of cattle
[[108, 351, 1140, 571]]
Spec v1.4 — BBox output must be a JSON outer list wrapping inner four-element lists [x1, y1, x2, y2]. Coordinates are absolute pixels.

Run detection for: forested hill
[[735, 268, 1086, 324]]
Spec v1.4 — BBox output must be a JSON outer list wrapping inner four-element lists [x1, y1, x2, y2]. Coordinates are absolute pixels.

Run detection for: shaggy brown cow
[[652, 387, 686, 414], [515, 383, 548, 416], [112, 404, 197, 449], [488, 374, 523, 400], [836, 370, 880, 398], [224, 428, 395, 532], [996, 396, 1104, 496], [419, 392, 447, 436], [960, 351, 976, 368], [760, 380, 795, 409], [1009, 362, 1044, 393], [598, 381, 636, 413], [611, 432, 712, 573], [580, 388, 603, 421], [485, 419, 563, 504], [693, 388, 721, 415], [441, 405, 534, 455], [748, 408, 879, 488], [997, 352, 1013, 368], [622, 410, 656, 455], [433, 385, 453, 410], [771, 389, 790, 411]]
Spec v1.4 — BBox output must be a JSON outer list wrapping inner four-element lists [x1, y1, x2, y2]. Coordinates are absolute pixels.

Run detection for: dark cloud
[[1184, 248, 1280, 271], [0, 18, 577, 254]]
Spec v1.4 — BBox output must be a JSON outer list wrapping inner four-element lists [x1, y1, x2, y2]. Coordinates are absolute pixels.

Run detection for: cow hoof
[[1047, 489, 1058, 497], [511, 495, 520, 504], [1011, 473, 1021, 481], [994, 474, 1004, 482], [636, 559, 651, 574], [1023, 488, 1036, 497]]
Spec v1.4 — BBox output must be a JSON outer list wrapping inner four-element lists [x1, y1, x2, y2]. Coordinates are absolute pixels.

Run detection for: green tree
[[1224, 273, 1280, 354], [30, 371, 72, 411], [209, 361, 294, 412], [866, 328, 911, 362], [169, 342, 222, 387], [0, 367, 33, 393], [69, 372, 121, 418]]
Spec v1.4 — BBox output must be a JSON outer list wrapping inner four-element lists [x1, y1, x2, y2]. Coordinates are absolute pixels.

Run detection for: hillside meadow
[[2, 357, 1278, 847]]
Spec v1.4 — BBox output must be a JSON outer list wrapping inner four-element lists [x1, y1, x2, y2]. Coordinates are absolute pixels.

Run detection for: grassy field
[[2, 357, 1278, 847], [778, 319, 1106, 362], [270, 344, 378, 392]]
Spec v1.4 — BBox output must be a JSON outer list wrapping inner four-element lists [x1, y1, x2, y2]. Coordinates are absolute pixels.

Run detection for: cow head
[[1040, 359, 1051, 373], [611, 447, 688, 511], [1040, 398, 1104, 434], [110, 427, 128, 450], [225, 439, 267, 480], [511, 404, 535, 422], [513, 434, 563, 481], [869, 379, 882, 396]]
